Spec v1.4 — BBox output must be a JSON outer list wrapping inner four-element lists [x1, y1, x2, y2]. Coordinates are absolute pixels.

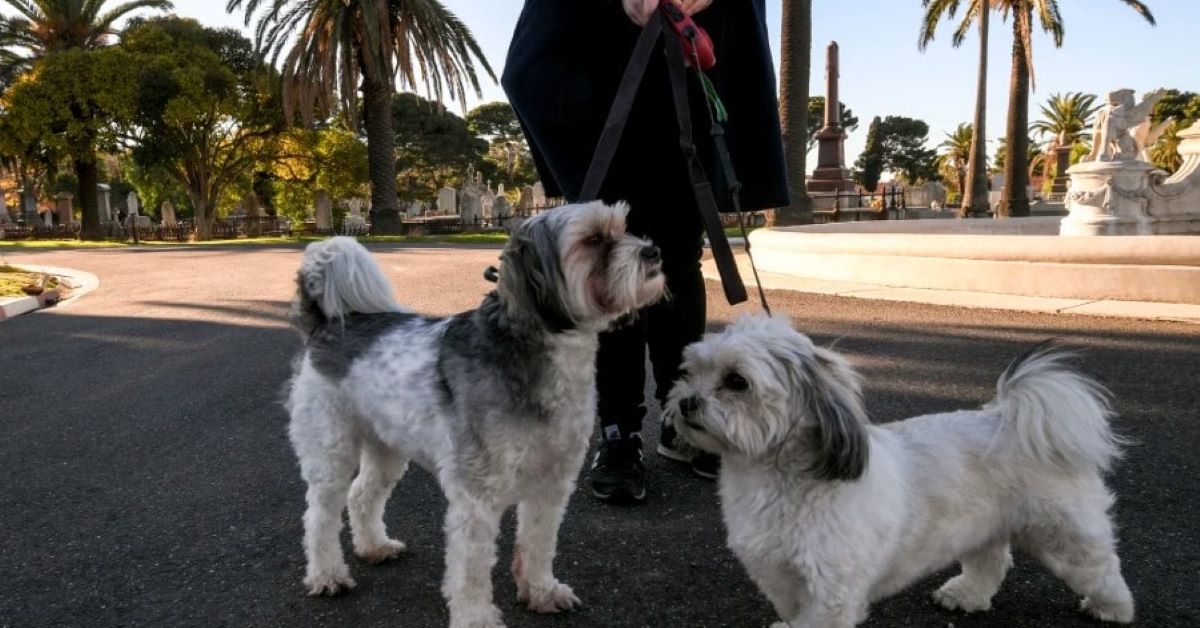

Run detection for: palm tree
[[229, 0, 493, 233], [920, 0, 990, 218], [936, 123, 974, 202], [1031, 91, 1099, 145], [995, 0, 1154, 217], [775, 0, 812, 225], [0, 0, 173, 239]]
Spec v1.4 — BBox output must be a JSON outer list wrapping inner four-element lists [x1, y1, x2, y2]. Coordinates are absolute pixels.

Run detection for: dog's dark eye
[[723, 372, 749, 392], [584, 234, 606, 246]]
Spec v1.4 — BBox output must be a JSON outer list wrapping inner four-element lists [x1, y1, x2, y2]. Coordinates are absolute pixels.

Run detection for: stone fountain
[[1062, 88, 1200, 235]]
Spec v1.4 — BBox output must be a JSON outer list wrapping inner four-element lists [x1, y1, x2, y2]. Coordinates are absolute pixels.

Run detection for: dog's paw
[[355, 538, 407, 564], [304, 567, 357, 596], [522, 580, 581, 613], [1081, 597, 1134, 624], [933, 576, 993, 613], [449, 603, 506, 628]]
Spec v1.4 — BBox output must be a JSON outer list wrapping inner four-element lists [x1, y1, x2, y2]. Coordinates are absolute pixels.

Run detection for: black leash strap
[[577, 12, 751, 307]]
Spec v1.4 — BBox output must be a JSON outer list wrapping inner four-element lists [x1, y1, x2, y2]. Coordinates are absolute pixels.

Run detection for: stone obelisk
[[809, 41, 856, 192]]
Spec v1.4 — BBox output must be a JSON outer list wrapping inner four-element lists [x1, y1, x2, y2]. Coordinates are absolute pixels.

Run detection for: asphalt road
[[1, 243, 1196, 628]]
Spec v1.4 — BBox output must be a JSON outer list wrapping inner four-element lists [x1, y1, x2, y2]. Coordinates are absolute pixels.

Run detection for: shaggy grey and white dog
[[666, 316, 1134, 628], [285, 201, 665, 628]]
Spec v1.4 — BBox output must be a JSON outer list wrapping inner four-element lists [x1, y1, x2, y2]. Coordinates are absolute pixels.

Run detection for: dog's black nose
[[640, 245, 661, 263], [679, 396, 703, 417]]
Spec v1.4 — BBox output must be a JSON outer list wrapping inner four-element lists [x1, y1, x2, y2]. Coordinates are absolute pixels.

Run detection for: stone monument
[[314, 190, 333, 231], [343, 197, 368, 233], [1049, 132, 1074, 199], [808, 42, 856, 193], [493, 193, 512, 221], [96, 183, 112, 225], [55, 192, 74, 226], [437, 186, 457, 215], [1063, 88, 1200, 235], [160, 200, 178, 228], [531, 181, 547, 208]]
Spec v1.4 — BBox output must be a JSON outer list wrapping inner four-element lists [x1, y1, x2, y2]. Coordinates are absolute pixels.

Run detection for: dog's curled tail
[[291, 236, 404, 336], [992, 340, 1123, 473]]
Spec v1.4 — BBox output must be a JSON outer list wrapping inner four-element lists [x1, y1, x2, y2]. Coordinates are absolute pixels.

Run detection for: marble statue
[[1086, 89, 1167, 163]]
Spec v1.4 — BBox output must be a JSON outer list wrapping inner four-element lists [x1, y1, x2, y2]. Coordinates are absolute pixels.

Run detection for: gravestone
[[56, 192, 74, 226], [314, 190, 333, 231], [44, 210, 53, 227], [127, 191, 140, 217], [160, 200, 178, 228], [460, 187, 482, 225], [437, 187, 457, 215], [0, 192, 10, 225], [343, 197, 368, 234], [22, 188, 37, 224], [493, 194, 512, 221], [518, 185, 534, 212], [96, 183, 112, 224], [531, 181, 547, 208]]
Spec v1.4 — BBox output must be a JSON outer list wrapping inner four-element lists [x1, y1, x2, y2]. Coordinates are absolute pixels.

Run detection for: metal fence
[[812, 188, 911, 224]]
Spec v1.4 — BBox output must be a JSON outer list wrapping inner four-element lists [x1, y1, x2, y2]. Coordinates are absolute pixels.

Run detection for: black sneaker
[[690, 452, 720, 480], [658, 421, 720, 480], [656, 421, 695, 462], [589, 435, 646, 503]]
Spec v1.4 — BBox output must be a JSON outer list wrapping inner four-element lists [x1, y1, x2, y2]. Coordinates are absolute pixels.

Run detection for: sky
[[9, 0, 1200, 166]]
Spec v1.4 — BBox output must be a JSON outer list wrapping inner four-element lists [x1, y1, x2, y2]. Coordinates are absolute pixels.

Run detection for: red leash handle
[[658, 0, 716, 70]]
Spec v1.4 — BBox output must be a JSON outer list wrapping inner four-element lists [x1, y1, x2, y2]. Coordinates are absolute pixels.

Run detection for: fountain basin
[[750, 218, 1200, 304]]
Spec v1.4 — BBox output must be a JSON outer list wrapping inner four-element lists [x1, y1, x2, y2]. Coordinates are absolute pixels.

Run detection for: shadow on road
[[1, 301, 1196, 627]]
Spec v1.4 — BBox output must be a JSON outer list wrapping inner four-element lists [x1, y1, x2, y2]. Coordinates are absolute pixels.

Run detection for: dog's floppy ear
[[500, 217, 575, 332], [803, 346, 870, 481]]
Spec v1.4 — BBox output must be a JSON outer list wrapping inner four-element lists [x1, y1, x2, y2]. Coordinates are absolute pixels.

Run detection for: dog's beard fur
[[667, 316, 869, 480], [666, 316, 1134, 627], [497, 200, 664, 333]]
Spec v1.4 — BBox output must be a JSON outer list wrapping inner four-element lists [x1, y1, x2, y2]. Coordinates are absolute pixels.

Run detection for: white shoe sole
[[656, 443, 693, 463]]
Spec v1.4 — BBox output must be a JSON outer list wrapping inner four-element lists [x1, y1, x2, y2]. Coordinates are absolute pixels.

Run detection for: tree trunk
[[1000, 9, 1031, 218], [774, 0, 812, 225], [187, 188, 213, 241], [960, 0, 990, 218], [74, 154, 103, 240], [363, 76, 401, 234]]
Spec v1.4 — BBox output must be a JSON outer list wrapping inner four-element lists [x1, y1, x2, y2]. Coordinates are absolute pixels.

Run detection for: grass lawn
[[0, 265, 58, 298], [0, 232, 510, 249]]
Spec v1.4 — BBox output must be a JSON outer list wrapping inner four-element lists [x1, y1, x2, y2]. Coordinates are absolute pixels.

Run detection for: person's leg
[[588, 317, 649, 502]]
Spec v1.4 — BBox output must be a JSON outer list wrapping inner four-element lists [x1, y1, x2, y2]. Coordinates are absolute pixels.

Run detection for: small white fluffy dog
[[285, 201, 665, 628], [666, 316, 1134, 628]]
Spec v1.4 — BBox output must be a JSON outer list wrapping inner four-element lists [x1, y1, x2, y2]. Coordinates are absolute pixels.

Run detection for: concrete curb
[[702, 256, 1200, 325], [0, 264, 99, 322]]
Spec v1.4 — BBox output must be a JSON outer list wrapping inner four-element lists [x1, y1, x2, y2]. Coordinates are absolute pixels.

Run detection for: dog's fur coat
[[667, 316, 1134, 628], [285, 202, 664, 628]]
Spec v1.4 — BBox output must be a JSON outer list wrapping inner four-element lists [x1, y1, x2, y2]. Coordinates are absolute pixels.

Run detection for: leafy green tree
[[853, 116, 884, 192], [920, 0, 991, 217], [0, 0, 172, 237], [2, 48, 138, 235], [229, 0, 493, 233], [776, 0, 812, 225], [805, 96, 858, 151], [1149, 89, 1200, 172], [392, 93, 486, 203], [114, 17, 284, 239], [271, 124, 369, 221], [936, 123, 974, 200], [855, 115, 937, 184], [1031, 92, 1099, 145], [466, 101, 536, 189]]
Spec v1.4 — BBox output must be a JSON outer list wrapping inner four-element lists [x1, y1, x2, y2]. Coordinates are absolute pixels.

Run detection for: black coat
[[502, 0, 790, 214]]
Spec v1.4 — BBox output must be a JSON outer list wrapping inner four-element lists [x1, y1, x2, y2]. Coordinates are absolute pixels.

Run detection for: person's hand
[[623, 0, 713, 26], [622, 0, 658, 26], [679, 0, 714, 16]]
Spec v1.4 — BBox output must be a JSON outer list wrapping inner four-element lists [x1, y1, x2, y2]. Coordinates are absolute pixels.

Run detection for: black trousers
[[595, 131, 707, 440]]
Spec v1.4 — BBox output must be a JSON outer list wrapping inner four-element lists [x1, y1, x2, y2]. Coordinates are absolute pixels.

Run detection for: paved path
[[1, 244, 1197, 627]]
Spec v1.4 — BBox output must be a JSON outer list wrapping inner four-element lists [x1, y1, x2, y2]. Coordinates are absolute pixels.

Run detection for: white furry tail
[[992, 341, 1123, 473], [291, 236, 404, 336]]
